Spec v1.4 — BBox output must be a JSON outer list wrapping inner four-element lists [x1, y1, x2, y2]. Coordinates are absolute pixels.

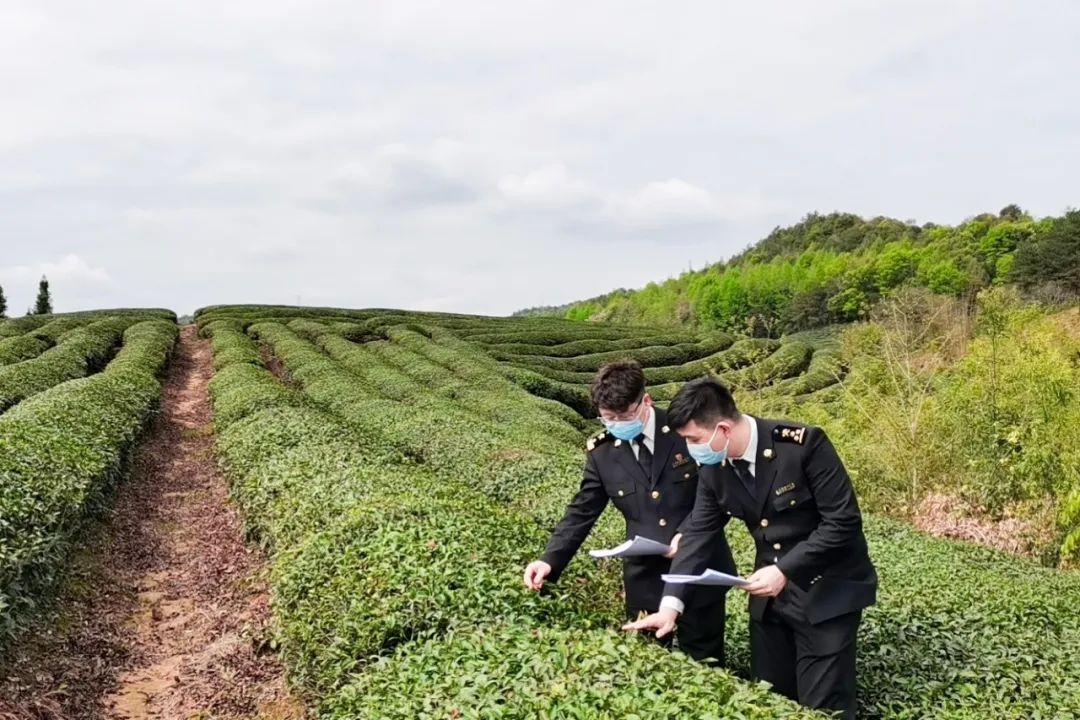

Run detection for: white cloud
[[497, 164, 600, 209], [0, 255, 112, 312], [496, 166, 772, 233], [605, 179, 721, 228], [316, 141, 483, 212], [0, 0, 1076, 315], [1, 255, 109, 285]]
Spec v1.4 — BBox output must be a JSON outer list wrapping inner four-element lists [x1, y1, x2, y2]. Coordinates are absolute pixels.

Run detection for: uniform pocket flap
[[771, 484, 812, 511], [607, 483, 637, 499]]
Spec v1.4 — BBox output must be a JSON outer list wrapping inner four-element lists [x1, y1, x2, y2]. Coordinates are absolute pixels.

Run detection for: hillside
[[2, 304, 1079, 718], [195, 305, 1077, 718], [517, 206, 1080, 336]]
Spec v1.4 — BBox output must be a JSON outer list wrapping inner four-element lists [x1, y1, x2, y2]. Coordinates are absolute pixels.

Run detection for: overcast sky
[[1, 1, 1077, 317]]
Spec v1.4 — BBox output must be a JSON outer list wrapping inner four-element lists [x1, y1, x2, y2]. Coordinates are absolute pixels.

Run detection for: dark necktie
[[730, 458, 754, 497], [634, 433, 652, 477]]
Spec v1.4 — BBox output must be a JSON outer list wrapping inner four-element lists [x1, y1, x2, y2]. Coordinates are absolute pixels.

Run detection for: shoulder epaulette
[[772, 424, 807, 445], [586, 430, 610, 452]]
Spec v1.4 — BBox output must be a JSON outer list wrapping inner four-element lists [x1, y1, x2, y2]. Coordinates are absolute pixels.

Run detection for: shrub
[[492, 334, 733, 373], [0, 335, 50, 366], [327, 625, 819, 720], [0, 317, 176, 642], [0, 317, 132, 412], [643, 338, 781, 384], [199, 304, 1080, 719]]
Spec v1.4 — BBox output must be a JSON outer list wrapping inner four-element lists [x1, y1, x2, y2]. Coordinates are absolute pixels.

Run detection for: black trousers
[[750, 590, 861, 719], [627, 586, 728, 666]]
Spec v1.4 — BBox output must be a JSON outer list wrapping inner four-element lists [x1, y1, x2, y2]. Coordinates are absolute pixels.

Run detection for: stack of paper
[[661, 569, 749, 587], [588, 535, 673, 558]]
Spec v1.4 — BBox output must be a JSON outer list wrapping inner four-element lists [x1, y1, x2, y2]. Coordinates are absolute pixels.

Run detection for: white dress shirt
[[631, 406, 656, 460], [659, 415, 757, 616]]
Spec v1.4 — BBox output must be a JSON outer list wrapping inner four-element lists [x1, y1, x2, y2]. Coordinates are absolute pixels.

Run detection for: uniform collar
[[733, 414, 757, 464], [642, 405, 656, 445]]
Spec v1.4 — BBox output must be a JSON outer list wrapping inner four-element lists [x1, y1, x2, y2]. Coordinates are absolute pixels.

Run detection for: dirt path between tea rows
[[0, 325, 304, 720]]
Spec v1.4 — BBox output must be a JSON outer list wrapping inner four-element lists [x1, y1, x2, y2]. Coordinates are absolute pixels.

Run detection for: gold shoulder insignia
[[772, 424, 807, 445], [586, 430, 609, 452]]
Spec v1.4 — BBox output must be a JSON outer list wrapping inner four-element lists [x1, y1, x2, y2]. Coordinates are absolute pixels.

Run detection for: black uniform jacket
[[665, 417, 877, 625], [541, 408, 736, 611]]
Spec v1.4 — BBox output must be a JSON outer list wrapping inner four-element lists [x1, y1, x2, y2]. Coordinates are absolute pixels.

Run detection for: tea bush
[[0, 316, 176, 642]]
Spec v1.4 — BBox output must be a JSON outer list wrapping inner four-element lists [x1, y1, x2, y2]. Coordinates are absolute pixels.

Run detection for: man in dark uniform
[[624, 377, 877, 719], [523, 361, 736, 664]]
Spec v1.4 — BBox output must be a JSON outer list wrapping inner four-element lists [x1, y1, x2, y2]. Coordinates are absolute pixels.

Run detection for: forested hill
[[516, 206, 1080, 336]]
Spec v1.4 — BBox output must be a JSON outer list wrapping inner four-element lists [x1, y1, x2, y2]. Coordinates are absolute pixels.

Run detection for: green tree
[[783, 286, 831, 331], [1012, 210, 1080, 298], [834, 289, 967, 509], [534, 207, 1077, 329], [31, 276, 52, 315], [827, 287, 871, 321], [926, 260, 969, 296], [875, 242, 919, 292], [936, 292, 1079, 517], [999, 203, 1027, 221], [697, 271, 749, 331], [565, 303, 597, 321], [978, 221, 1032, 280], [994, 254, 1015, 284], [0, 284, 6, 319]]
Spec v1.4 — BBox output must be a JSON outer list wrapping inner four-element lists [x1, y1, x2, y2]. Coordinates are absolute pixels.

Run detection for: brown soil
[[258, 343, 299, 389], [0, 325, 305, 720], [1051, 305, 1080, 339], [913, 492, 1057, 559]]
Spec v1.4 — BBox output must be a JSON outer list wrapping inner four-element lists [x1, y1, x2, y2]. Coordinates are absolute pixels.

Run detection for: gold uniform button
[[773, 543, 781, 550], [659, 519, 668, 527], [617, 490, 624, 497], [789, 499, 797, 507], [683, 473, 691, 479], [760, 519, 769, 528], [651, 490, 660, 499], [773, 557, 779, 563]]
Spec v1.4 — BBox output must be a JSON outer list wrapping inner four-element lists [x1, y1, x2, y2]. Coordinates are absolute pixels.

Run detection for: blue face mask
[[686, 424, 730, 465], [602, 403, 646, 441]]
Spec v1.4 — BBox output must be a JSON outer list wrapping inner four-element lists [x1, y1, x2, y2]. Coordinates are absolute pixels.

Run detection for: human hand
[[622, 608, 680, 639], [664, 533, 682, 559], [742, 565, 787, 597], [523, 560, 552, 590]]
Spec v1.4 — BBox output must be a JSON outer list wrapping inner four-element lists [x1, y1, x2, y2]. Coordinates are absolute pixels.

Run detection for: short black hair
[[591, 360, 645, 412], [667, 376, 740, 430]]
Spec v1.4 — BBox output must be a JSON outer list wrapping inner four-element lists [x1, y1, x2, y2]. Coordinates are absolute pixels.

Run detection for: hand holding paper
[[661, 568, 749, 587], [588, 535, 673, 559]]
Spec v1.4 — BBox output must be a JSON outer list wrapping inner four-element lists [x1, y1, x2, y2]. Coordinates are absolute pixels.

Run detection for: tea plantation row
[[196, 305, 1080, 719], [0, 310, 177, 642], [199, 311, 816, 719]]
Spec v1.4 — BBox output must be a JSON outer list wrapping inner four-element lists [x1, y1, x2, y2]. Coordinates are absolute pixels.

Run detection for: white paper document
[[588, 535, 673, 559], [661, 569, 749, 587]]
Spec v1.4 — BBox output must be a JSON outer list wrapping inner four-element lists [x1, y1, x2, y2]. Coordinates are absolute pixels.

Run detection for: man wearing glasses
[[523, 360, 735, 664]]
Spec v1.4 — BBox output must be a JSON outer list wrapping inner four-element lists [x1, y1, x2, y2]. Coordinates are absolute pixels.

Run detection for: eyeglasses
[[597, 396, 645, 423]]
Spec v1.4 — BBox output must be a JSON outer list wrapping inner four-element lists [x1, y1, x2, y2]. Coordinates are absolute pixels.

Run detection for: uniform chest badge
[[672, 452, 691, 468], [775, 482, 797, 496]]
